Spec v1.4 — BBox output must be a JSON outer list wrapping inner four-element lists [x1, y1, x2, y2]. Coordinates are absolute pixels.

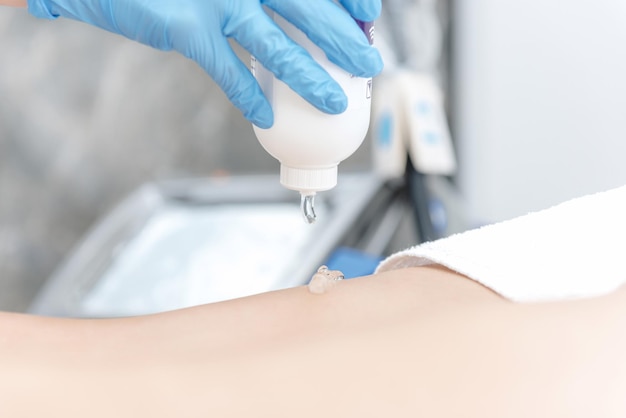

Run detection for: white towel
[[376, 185, 626, 302]]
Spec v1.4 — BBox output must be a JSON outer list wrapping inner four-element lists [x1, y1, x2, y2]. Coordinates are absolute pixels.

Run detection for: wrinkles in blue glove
[[28, 0, 384, 128]]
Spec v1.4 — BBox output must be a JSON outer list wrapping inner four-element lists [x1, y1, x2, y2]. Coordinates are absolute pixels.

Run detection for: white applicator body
[[252, 11, 374, 223]]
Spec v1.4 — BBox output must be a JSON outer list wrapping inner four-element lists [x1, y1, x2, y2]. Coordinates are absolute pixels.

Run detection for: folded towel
[[376, 186, 626, 302]]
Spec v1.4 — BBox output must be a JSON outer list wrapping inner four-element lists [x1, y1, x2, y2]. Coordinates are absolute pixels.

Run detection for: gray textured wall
[[0, 8, 371, 312]]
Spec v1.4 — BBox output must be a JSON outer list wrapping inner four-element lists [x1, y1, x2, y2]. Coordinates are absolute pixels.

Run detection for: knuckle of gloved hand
[[129, 4, 204, 50], [212, 60, 252, 102], [168, 10, 208, 51], [178, 10, 204, 31], [226, 80, 257, 110], [343, 0, 381, 21]]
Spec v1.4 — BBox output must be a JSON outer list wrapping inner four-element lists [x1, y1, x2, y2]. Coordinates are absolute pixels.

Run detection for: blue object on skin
[[322, 247, 384, 280], [28, 0, 384, 129]]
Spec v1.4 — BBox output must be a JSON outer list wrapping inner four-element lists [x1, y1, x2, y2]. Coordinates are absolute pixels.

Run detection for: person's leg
[[1, 266, 625, 417]]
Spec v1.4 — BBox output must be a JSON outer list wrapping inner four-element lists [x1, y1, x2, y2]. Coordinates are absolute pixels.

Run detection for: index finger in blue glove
[[225, 7, 349, 115], [182, 33, 275, 128], [263, 0, 383, 78], [337, 0, 382, 22]]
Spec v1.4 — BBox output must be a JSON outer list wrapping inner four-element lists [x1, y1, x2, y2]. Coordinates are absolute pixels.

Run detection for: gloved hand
[[28, 0, 384, 128]]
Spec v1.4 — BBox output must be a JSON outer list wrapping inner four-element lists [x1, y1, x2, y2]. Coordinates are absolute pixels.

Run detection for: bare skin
[[1, 0, 26, 7], [1, 265, 626, 417]]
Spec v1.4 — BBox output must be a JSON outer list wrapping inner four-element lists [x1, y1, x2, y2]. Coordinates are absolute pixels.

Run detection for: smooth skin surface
[[2, 0, 25, 6], [1, 266, 626, 417]]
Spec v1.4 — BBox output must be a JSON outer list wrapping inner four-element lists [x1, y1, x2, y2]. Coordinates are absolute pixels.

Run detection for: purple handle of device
[[355, 20, 375, 46]]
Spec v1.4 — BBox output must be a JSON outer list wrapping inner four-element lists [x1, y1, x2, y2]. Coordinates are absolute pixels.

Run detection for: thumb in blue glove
[[28, 0, 384, 128]]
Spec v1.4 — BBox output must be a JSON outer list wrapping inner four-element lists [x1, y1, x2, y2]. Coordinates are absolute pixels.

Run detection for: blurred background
[[0, 11, 283, 310], [2, 0, 626, 313]]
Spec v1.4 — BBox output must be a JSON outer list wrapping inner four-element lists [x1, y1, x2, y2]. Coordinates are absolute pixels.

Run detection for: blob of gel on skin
[[308, 265, 344, 294]]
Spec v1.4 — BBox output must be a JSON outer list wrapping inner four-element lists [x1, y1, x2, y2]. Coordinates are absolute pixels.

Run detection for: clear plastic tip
[[300, 194, 317, 224]]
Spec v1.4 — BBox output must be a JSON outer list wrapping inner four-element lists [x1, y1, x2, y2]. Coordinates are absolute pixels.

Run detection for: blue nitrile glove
[[28, 0, 384, 128]]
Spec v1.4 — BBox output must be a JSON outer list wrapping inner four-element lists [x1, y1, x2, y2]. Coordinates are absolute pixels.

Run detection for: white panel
[[454, 0, 626, 223]]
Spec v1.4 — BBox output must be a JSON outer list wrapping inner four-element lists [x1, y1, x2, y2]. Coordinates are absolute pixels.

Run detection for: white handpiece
[[252, 11, 374, 223]]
